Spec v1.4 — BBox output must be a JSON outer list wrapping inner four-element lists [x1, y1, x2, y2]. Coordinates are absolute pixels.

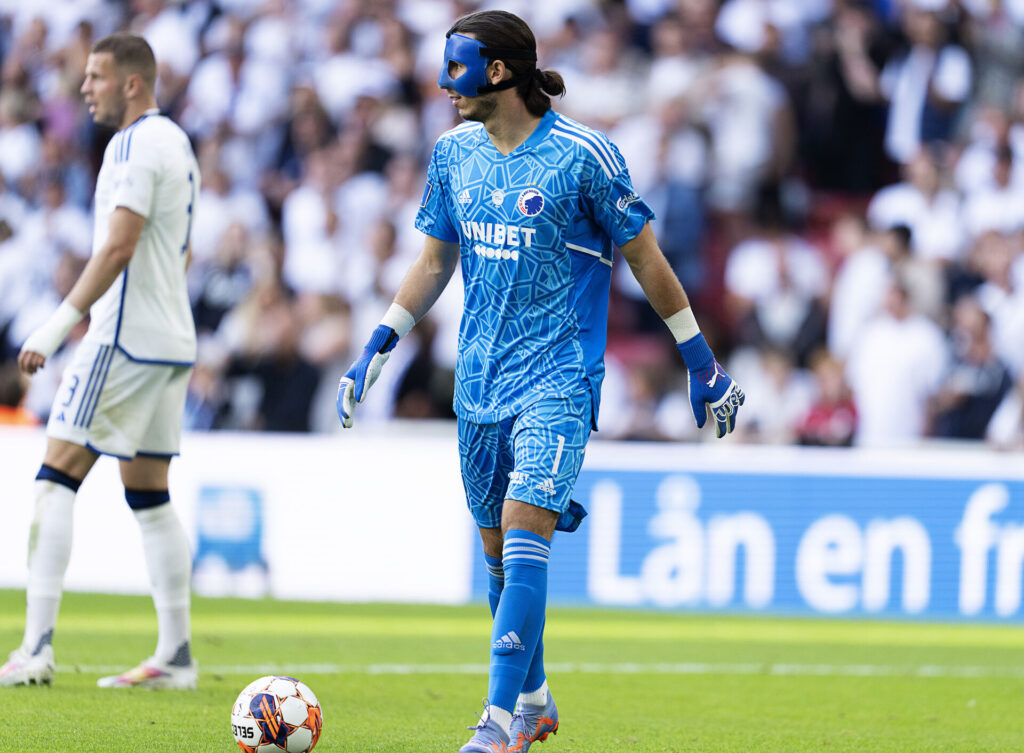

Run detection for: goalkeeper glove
[[336, 324, 400, 428], [677, 333, 745, 438]]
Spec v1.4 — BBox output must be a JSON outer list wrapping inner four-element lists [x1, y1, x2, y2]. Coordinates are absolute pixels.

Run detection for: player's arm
[[392, 234, 460, 321], [18, 207, 145, 375], [336, 234, 459, 428], [619, 223, 745, 438]]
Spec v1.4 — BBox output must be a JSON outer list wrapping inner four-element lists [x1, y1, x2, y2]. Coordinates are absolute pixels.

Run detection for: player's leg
[[1, 340, 111, 687], [0, 438, 98, 687], [500, 393, 590, 752], [479, 525, 504, 615], [487, 500, 556, 731], [98, 364, 195, 689], [458, 417, 519, 751], [461, 415, 514, 620]]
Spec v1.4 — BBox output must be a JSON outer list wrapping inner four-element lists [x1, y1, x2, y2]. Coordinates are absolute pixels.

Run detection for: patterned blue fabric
[[415, 110, 654, 426], [458, 391, 591, 529]]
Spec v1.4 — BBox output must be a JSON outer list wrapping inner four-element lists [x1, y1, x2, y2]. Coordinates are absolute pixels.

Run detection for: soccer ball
[[231, 675, 323, 753]]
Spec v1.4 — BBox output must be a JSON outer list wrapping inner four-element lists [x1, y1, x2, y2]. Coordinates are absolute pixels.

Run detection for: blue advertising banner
[[471, 447, 1024, 620]]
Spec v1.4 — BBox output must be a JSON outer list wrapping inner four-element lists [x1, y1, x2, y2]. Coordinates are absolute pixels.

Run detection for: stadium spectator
[[986, 373, 1024, 449], [0, 361, 38, 426], [724, 185, 829, 367], [796, 349, 857, 447], [931, 295, 1013, 439], [846, 278, 949, 446], [961, 143, 1024, 239], [966, 231, 1024, 379], [224, 291, 321, 433], [867, 0, 972, 166], [726, 345, 815, 444], [866, 146, 964, 264], [827, 215, 894, 360]]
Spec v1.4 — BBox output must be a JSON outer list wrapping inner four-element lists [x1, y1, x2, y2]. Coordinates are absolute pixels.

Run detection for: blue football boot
[[508, 693, 558, 752], [460, 701, 512, 753]]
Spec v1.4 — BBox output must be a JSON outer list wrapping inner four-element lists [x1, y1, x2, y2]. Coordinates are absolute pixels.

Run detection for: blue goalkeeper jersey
[[415, 109, 654, 426]]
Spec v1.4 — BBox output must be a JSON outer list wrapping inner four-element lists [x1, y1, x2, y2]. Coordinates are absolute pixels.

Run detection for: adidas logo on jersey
[[535, 478, 556, 496], [458, 189, 472, 204], [493, 631, 526, 652]]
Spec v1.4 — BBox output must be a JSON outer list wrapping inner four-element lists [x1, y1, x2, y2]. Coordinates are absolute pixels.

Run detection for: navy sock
[[487, 529, 549, 713]]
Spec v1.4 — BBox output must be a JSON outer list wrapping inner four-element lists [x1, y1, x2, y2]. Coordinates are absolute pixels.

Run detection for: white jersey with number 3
[[85, 108, 199, 364]]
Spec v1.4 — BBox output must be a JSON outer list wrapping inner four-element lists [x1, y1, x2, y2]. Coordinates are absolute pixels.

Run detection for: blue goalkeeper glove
[[677, 334, 745, 438], [336, 324, 400, 428]]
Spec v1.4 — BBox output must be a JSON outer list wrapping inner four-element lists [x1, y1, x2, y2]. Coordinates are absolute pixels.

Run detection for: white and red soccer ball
[[231, 675, 323, 753]]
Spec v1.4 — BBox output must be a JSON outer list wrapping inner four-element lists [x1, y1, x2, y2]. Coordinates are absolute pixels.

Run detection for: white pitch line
[[56, 662, 1024, 679]]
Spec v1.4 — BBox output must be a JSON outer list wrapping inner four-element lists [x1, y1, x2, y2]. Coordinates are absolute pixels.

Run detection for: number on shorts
[[551, 434, 565, 474]]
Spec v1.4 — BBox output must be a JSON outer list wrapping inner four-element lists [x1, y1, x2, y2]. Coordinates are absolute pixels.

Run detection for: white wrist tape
[[21, 301, 83, 359], [381, 303, 415, 338], [663, 306, 701, 343]]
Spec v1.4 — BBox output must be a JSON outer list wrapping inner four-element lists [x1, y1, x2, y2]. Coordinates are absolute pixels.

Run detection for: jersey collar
[[120, 108, 160, 132], [483, 109, 559, 157]]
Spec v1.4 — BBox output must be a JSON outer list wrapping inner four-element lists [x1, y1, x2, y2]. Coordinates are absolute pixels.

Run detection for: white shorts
[[47, 341, 191, 459]]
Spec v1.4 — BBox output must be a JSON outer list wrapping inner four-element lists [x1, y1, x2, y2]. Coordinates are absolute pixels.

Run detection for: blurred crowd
[[0, 0, 1022, 448]]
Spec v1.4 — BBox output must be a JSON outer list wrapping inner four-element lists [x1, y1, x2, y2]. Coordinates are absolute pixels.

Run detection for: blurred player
[[336, 10, 744, 752], [0, 33, 200, 690]]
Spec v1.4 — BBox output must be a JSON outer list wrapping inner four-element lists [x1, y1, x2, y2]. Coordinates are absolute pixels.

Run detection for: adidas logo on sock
[[493, 631, 526, 651]]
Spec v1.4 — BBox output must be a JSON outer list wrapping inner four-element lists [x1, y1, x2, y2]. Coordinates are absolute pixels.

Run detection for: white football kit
[[47, 109, 200, 458]]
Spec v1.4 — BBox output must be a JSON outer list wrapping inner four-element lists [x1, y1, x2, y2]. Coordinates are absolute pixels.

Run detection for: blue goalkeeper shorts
[[458, 389, 591, 530]]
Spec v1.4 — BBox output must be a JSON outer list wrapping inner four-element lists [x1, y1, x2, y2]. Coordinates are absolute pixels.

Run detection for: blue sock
[[484, 553, 503, 617], [488, 529, 549, 713], [485, 552, 547, 698], [522, 619, 546, 696]]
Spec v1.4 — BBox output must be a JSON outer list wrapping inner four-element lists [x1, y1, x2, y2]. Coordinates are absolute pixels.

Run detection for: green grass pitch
[[2, 589, 1023, 752]]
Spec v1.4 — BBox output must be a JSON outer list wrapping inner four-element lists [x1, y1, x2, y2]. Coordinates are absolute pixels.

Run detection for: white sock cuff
[[132, 502, 174, 524], [487, 705, 513, 736], [663, 306, 700, 343], [519, 680, 549, 705]]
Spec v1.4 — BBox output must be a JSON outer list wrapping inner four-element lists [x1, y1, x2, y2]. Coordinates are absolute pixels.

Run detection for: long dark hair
[[449, 10, 565, 117]]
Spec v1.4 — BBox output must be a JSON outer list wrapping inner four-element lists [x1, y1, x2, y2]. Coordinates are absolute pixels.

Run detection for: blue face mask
[[437, 32, 537, 98]]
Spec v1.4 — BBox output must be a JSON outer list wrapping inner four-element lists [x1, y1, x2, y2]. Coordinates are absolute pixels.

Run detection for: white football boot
[[97, 657, 198, 689], [0, 645, 55, 687]]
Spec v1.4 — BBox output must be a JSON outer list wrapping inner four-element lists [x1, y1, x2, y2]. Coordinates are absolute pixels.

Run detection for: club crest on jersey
[[517, 188, 544, 217], [491, 188, 505, 206]]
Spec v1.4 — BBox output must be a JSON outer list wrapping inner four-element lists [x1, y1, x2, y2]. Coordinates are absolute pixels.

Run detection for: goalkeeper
[[337, 9, 743, 753]]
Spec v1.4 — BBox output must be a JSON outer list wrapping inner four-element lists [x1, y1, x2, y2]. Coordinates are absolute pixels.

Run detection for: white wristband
[[663, 306, 700, 343], [381, 303, 415, 338], [21, 301, 84, 359]]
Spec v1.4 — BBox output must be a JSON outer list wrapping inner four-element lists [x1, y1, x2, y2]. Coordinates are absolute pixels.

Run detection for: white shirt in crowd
[[846, 309, 949, 446], [962, 183, 1024, 239], [866, 182, 964, 261], [881, 44, 971, 165], [828, 245, 891, 359], [85, 109, 200, 364]]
